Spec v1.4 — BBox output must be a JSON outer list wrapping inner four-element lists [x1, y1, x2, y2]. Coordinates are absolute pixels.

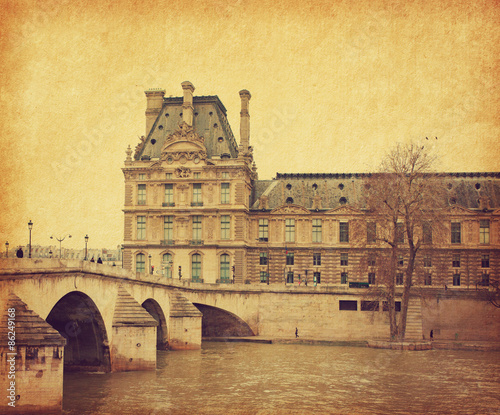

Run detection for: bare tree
[[364, 142, 447, 340]]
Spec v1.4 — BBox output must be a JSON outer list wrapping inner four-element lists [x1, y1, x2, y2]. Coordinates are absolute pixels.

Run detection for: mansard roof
[[250, 172, 500, 212], [135, 95, 238, 161]]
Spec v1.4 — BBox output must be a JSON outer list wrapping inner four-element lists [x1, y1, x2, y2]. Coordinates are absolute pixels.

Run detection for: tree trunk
[[388, 246, 398, 340], [398, 245, 416, 341]]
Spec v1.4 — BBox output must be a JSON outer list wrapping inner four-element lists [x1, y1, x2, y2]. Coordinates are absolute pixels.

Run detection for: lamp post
[[148, 254, 152, 274], [84, 235, 89, 260], [28, 220, 33, 258], [5, 241, 9, 258], [50, 234, 71, 258]]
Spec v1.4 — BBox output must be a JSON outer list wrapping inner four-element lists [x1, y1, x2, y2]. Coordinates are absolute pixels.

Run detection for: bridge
[[1, 258, 498, 413]]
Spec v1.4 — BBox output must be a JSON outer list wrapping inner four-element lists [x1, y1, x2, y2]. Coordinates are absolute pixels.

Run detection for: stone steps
[[404, 297, 423, 340]]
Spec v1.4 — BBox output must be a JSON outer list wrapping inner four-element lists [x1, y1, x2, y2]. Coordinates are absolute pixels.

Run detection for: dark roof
[[251, 173, 500, 211], [136, 96, 238, 161]]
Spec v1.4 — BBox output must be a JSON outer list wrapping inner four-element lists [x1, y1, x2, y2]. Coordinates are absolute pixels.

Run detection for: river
[[63, 342, 500, 415]]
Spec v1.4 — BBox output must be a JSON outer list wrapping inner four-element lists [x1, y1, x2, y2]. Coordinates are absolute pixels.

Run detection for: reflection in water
[[63, 343, 500, 415]]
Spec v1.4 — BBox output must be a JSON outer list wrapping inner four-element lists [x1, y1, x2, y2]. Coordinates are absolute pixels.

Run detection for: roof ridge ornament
[[160, 121, 207, 163]]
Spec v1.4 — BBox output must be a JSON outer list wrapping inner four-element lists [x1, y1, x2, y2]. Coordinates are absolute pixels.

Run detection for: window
[[163, 253, 172, 278], [312, 219, 322, 242], [367, 222, 376, 243], [313, 253, 321, 266], [481, 254, 490, 268], [164, 216, 173, 241], [452, 254, 460, 268], [286, 252, 294, 265], [361, 301, 379, 311], [423, 255, 432, 268], [260, 252, 268, 265], [424, 274, 432, 286], [480, 220, 490, 244], [137, 216, 146, 240], [339, 222, 349, 243], [136, 253, 145, 273], [339, 300, 357, 310], [165, 173, 172, 179], [453, 273, 461, 286], [222, 172, 229, 179], [423, 222, 432, 244], [396, 273, 404, 285], [341, 272, 348, 284], [451, 222, 461, 244], [340, 253, 348, 266], [368, 255, 376, 267], [396, 223, 405, 244], [383, 301, 401, 312], [398, 255, 404, 267], [481, 273, 490, 286], [192, 254, 202, 282], [368, 272, 376, 285], [192, 216, 202, 241], [314, 272, 321, 284], [221, 215, 230, 240], [138, 173, 145, 180], [137, 184, 146, 205], [260, 271, 268, 283], [220, 254, 230, 281], [259, 219, 269, 242], [285, 219, 295, 242], [192, 184, 202, 206], [221, 183, 230, 204], [286, 271, 294, 284], [193, 172, 200, 179], [164, 184, 174, 206]]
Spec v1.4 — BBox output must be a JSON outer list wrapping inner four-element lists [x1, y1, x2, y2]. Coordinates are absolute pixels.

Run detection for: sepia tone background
[[0, 0, 498, 251]]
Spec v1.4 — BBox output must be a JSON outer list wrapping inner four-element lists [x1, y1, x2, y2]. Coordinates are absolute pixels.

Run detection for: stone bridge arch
[[46, 291, 111, 372], [193, 303, 255, 337], [142, 298, 168, 349]]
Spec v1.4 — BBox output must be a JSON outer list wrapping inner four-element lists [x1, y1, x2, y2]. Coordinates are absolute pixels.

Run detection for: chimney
[[239, 89, 251, 151], [181, 81, 195, 126], [145, 88, 165, 136]]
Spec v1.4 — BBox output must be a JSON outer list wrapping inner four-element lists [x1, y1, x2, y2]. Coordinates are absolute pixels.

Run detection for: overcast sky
[[1, 0, 498, 251]]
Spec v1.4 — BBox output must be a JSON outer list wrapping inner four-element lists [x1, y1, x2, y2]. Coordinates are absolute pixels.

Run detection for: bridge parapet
[[0, 258, 134, 279]]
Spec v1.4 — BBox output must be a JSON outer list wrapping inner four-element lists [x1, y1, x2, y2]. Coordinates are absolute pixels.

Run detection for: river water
[[63, 342, 500, 415]]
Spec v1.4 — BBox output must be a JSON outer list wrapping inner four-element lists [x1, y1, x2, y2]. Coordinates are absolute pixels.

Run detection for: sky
[[1, 0, 498, 251]]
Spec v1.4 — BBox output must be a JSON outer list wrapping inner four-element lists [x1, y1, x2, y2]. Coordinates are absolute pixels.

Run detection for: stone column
[[145, 88, 165, 136], [239, 89, 251, 151], [181, 81, 195, 127], [111, 286, 157, 372], [0, 294, 66, 414]]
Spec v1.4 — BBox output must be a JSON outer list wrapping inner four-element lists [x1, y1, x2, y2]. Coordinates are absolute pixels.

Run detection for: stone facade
[[123, 82, 500, 294]]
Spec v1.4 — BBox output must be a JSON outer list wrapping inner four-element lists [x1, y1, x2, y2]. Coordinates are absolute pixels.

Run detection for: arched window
[[136, 253, 145, 273], [220, 254, 230, 282], [192, 254, 202, 282], [163, 253, 172, 278]]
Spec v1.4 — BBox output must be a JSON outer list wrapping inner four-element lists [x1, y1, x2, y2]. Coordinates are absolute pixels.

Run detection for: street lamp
[[28, 220, 33, 258], [5, 241, 9, 258], [50, 234, 71, 258], [84, 235, 89, 260], [148, 254, 152, 274]]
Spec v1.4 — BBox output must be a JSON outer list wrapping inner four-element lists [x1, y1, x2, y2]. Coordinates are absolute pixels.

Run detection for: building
[[122, 82, 499, 289]]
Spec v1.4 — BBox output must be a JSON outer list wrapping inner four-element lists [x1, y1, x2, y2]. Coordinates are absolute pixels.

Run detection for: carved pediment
[[149, 160, 163, 169], [448, 205, 477, 216], [161, 122, 207, 163], [325, 205, 364, 216], [271, 204, 311, 215]]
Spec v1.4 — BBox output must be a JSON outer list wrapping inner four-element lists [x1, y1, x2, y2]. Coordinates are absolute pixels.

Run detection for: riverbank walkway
[[203, 336, 500, 351]]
